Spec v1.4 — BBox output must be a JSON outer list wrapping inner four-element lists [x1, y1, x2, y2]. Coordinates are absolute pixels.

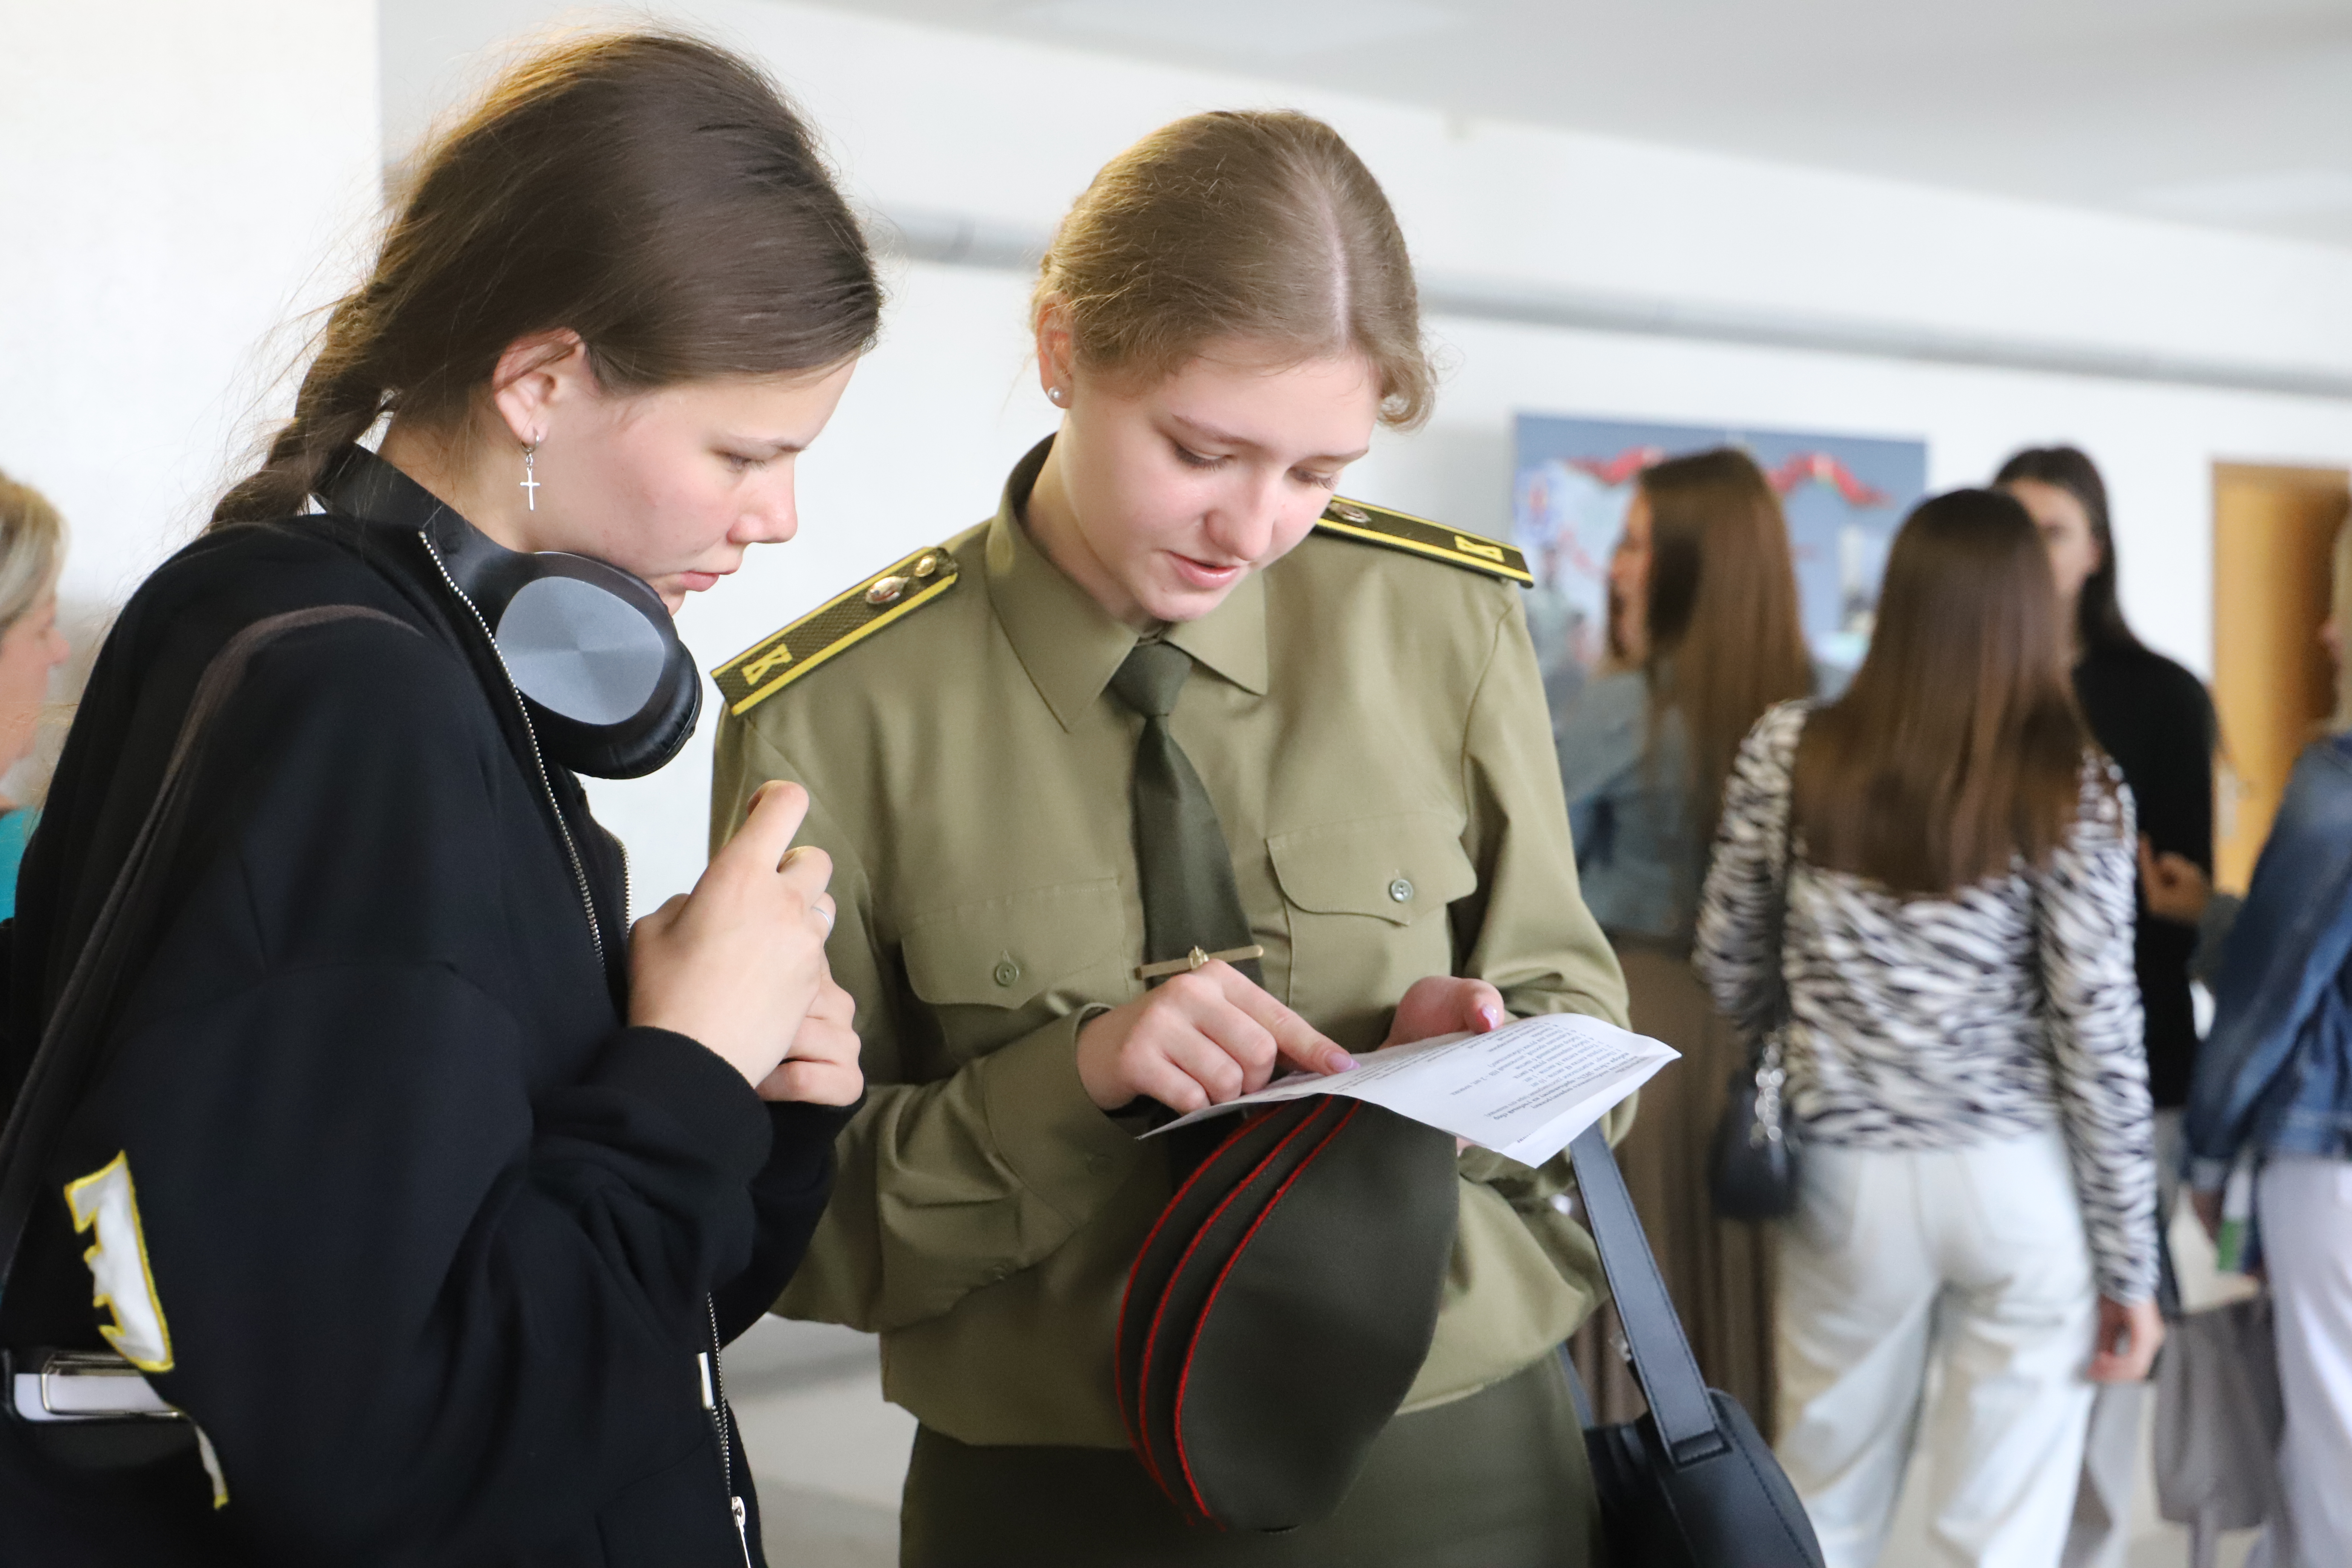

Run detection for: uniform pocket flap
[[1267, 814, 1475, 926], [901, 878, 1125, 1008]]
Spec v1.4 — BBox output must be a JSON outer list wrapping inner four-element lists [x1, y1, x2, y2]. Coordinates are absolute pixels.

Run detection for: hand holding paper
[[1147, 1011, 1677, 1167]]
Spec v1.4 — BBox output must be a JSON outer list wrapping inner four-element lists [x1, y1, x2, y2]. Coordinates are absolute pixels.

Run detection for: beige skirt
[[1567, 941, 1778, 1438]]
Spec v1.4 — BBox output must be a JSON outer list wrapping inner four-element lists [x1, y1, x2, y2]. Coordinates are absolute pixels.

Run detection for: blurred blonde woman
[[0, 471, 71, 916]]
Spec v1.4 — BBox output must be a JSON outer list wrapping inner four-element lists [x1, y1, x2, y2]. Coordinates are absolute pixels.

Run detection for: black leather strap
[[1568, 1124, 1729, 1465]]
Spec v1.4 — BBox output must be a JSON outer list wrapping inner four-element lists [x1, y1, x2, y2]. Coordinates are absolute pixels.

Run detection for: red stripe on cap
[[1171, 1101, 1365, 1522], [1132, 1106, 1331, 1507], [1116, 1108, 1281, 1454]]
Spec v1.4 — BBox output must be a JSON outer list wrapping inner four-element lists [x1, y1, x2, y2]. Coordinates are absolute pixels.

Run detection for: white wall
[[219, 0, 2352, 904], [0, 1, 383, 631]]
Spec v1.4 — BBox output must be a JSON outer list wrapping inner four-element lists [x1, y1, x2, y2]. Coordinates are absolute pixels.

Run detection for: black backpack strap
[[1568, 1124, 1729, 1464], [0, 605, 418, 1315]]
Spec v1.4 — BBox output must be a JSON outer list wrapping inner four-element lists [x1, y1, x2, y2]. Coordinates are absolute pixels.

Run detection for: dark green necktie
[[1109, 641, 1263, 987]]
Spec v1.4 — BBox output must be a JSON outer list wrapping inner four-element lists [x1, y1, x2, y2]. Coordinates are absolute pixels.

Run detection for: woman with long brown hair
[[0, 32, 875, 1565], [1554, 448, 1809, 1430], [1695, 488, 2161, 1568]]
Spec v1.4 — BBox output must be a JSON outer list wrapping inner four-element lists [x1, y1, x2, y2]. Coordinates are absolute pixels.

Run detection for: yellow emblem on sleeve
[[1314, 498, 1533, 584], [64, 1152, 175, 1374], [711, 544, 961, 716]]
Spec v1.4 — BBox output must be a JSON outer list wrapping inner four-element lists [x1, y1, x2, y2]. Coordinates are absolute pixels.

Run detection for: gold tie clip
[[1135, 944, 1265, 980]]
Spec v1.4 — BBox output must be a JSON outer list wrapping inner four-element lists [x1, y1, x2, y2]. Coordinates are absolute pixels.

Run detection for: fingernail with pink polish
[[1480, 1006, 1505, 1030], [1331, 1052, 1358, 1073]]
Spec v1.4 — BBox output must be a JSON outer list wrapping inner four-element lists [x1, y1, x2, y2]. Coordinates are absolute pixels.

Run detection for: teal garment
[[0, 807, 34, 921], [1554, 669, 1698, 941]]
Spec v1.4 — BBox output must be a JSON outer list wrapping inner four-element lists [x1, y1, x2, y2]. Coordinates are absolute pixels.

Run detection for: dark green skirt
[[900, 1354, 1598, 1568]]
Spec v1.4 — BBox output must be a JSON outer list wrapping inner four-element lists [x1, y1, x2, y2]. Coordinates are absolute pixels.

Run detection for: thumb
[[714, 780, 812, 882], [2136, 833, 2161, 887], [631, 891, 690, 941]]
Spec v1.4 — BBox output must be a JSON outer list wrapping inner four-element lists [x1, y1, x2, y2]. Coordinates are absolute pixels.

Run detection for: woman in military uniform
[[712, 110, 1629, 1566]]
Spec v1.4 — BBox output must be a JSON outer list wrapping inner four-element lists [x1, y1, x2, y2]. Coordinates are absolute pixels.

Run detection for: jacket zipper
[[421, 535, 743, 1560], [704, 1299, 753, 1567], [414, 535, 603, 968]]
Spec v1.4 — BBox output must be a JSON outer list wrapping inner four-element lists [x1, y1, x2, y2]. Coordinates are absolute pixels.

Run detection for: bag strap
[[1568, 1123, 1729, 1465], [0, 605, 416, 1317]]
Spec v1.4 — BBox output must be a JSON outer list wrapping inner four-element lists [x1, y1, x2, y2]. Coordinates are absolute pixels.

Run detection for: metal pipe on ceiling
[[871, 207, 2352, 403]]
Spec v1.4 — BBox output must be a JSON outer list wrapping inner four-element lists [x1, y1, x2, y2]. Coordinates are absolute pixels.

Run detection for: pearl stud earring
[[1047, 386, 1069, 407]]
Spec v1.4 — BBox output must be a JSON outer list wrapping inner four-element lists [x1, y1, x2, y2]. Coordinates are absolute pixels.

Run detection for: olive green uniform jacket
[[710, 444, 1631, 1449]]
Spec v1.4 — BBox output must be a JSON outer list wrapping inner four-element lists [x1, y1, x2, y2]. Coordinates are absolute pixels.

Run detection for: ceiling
[[790, 0, 2352, 248]]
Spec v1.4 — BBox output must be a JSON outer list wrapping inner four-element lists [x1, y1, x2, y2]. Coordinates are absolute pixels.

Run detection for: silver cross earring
[[519, 442, 542, 511]]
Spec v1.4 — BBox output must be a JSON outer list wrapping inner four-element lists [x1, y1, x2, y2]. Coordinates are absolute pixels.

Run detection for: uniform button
[[1388, 877, 1414, 903], [992, 957, 1022, 987]]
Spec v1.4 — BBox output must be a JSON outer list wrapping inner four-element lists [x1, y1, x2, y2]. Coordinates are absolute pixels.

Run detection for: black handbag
[[1708, 1034, 1797, 1220], [1565, 1123, 1825, 1568], [1707, 777, 1801, 1221]]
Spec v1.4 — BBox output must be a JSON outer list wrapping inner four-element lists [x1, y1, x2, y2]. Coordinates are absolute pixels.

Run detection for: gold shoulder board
[[711, 544, 959, 715], [1313, 498, 1532, 585]]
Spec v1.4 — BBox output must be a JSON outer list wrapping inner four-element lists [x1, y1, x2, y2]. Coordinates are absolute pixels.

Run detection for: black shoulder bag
[[0, 607, 412, 1464], [1566, 1123, 1825, 1568]]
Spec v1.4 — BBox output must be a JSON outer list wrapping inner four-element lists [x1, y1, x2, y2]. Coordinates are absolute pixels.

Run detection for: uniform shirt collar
[[985, 438, 1269, 732]]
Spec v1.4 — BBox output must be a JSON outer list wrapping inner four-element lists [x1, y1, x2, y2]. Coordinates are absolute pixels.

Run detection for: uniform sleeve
[[1449, 593, 1634, 1292], [1454, 592, 1629, 1032], [1694, 704, 1804, 1038], [99, 625, 772, 1557], [711, 719, 1144, 1334], [2037, 763, 2160, 1303]]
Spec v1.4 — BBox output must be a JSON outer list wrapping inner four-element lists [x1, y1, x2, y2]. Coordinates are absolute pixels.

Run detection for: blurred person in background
[[1996, 447, 2214, 1568], [2166, 521, 2352, 1567], [0, 471, 70, 916], [1554, 447, 1811, 1431], [1699, 488, 2161, 1568]]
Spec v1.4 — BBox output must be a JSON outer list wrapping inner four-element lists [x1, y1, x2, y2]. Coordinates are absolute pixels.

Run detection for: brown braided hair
[[212, 29, 880, 528]]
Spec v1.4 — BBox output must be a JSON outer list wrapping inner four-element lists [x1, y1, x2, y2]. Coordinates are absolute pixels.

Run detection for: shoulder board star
[[711, 544, 959, 715], [1313, 498, 1531, 585]]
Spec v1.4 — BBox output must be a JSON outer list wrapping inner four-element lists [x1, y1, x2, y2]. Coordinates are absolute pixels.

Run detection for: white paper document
[[1145, 1012, 1678, 1167]]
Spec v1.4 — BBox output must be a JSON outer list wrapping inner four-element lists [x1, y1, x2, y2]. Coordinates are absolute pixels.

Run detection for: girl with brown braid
[[0, 31, 875, 1566]]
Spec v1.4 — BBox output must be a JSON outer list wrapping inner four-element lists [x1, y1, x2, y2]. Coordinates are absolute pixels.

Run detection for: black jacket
[[2075, 642, 2216, 1108], [0, 496, 847, 1564]]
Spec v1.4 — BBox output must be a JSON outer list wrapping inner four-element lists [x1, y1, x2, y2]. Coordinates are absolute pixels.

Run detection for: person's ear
[[488, 329, 593, 447], [1034, 298, 1076, 407]]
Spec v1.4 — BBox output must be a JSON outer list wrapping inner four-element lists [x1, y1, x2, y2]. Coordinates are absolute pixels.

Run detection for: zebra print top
[[1695, 701, 2159, 1303]]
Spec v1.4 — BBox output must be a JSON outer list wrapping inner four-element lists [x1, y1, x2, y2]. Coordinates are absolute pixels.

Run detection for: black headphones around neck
[[317, 446, 702, 780]]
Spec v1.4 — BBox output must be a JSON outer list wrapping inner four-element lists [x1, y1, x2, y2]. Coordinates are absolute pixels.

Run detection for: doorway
[[2211, 462, 2350, 892]]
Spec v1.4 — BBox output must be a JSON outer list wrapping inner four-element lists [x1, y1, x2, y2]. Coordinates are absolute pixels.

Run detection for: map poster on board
[[1512, 412, 1928, 713]]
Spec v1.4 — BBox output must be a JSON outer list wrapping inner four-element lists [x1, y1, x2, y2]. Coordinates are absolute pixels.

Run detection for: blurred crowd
[[1555, 441, 2350, 1566]]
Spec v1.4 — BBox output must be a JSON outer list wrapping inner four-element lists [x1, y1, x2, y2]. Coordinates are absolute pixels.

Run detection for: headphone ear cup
[[488, 554, 703, 779], [522, 639, 702, 781]]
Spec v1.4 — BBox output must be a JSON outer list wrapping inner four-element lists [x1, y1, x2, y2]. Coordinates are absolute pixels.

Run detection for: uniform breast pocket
[[899, 879, 1129, 1062], [1268, 812, 1478, 1046]]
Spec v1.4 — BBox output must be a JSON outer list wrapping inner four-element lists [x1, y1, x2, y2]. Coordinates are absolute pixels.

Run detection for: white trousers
[[1777, 1129, 2099, 1568], [2258, 1156, 2352, 1568]]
